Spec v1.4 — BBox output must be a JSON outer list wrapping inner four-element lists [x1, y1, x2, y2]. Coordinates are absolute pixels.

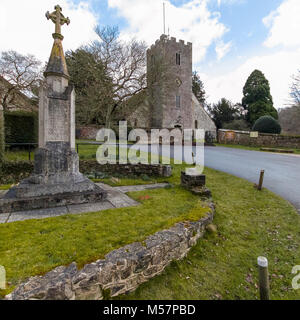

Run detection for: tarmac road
[[135, 144, 300, 213], [204, 146, 300, 213]]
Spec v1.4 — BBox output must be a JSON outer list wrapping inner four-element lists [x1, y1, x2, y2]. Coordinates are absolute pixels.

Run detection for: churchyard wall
[[218, 129, 300, 149]]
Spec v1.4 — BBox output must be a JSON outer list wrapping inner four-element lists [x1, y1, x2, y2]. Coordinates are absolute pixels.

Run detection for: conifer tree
[[242, 69, 278, 124]]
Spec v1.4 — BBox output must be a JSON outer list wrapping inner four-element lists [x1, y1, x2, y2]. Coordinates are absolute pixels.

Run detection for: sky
[[0, 0, 299, 109]]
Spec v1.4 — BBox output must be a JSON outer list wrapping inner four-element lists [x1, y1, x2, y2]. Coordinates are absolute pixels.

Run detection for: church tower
[[147, 34, 193, 129]]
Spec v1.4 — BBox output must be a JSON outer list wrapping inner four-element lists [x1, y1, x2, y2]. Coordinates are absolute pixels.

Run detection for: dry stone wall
[[0, 162, 172, 184], [80, 162, 172, 178], [218, 129, 300, 149], [6, 206, 214, 300]]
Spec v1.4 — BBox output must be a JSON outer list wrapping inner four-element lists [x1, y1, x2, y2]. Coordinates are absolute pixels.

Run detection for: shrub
[[4, 111, 38, 144], [223, 119, 250, 131], [0, 161, 33, 184], [252, 115, 281, 134]]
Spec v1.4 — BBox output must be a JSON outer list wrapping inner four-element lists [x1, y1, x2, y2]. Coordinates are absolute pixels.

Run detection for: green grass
[[4, 142, 100, 161], [114, 167, 300, 300], [216, 143, 300, 155], [0, 184, 12, 190], [5, 150, 32, 161], [1, 161, 300, 300], [0, 168, 210, 298], [4, 140, 137, 161]]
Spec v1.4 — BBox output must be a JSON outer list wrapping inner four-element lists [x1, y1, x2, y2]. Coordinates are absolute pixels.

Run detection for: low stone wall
[[218, 129, 300, 149], [0, 161, 172, 184], [6, 207, 214, 300], [80, 162, 172, 178]]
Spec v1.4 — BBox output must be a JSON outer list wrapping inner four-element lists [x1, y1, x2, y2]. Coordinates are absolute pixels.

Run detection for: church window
[[176, 53, 181, 65], [151, 55, 155, 66], [176, 95, 181, 108]]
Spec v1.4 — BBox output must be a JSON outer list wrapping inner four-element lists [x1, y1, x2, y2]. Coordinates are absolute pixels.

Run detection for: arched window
[[195, 120, 198, 129]]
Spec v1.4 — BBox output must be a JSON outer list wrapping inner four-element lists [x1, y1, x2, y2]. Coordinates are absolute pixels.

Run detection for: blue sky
[[87, 0, 284, 72], [1, 0, 299, 108]]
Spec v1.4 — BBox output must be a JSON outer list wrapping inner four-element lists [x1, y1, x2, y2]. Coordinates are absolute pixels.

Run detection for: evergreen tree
[[66, 48, 114, 125], [192, 71, 206, 104], [207, 98, 237, 129], [242, 69, 278, 124]]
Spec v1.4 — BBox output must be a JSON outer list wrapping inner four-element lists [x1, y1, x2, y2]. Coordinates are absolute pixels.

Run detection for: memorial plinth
[[181, 169, 211, 198], [0, 5, 106, 213]]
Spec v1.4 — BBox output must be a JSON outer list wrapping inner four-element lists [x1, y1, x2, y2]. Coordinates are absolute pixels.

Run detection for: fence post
[[257, 256, 270, 300], [257, 170, 265, 190]]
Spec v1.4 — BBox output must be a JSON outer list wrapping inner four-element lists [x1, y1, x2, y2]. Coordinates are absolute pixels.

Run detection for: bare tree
[[90, 26, 147, 127], [0, 50, 42, 111], [279, 105, 300, 135], [290, 69, 300, 106]]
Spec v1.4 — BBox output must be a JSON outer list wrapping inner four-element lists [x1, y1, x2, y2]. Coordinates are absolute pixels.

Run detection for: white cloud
[[216, 0, 245, 6], [215, 40, 232, 60], [0, 0, 98, 63], [201, 48, 300, 108], [108, 0, 229, 63], [201, 0, 300, 109], [263, 0, 300, 48]]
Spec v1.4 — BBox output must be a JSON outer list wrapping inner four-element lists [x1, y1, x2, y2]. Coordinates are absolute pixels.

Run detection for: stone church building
[[128, 34, 216, 137], [0, 75, 37, 112]]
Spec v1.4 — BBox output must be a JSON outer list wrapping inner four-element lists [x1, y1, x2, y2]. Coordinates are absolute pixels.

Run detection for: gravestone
[[0, 5, 106, 213]]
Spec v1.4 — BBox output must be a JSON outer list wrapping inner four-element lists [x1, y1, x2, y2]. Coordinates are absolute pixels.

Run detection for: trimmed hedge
[[4, 111, 38, 144], [252, 115, 281, 134]]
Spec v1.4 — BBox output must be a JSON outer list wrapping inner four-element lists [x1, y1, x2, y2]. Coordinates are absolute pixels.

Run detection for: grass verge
[[114, 166, 300, 300], [216, 143, 300, 155]]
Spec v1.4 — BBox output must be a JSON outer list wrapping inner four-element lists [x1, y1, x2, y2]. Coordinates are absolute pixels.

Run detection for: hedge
[[0, 161, 33, 184], [4, 111, 38, 144]]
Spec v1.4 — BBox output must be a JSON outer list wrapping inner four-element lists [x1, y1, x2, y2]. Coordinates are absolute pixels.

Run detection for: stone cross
[[46, 5, 70, 36]]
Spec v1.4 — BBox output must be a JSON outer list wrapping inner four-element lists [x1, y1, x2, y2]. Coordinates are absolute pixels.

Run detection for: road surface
[[134, 144, 300, 212], [204, 146, 300, 213]]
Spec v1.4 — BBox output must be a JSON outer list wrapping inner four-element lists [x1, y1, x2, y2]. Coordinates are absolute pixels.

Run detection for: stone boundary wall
[[0, 161, 172, 184], [218, 129, 300, 149], [80, 162, 172, 178], [76, 125, 216, 144], [6, 207, 214, 300]]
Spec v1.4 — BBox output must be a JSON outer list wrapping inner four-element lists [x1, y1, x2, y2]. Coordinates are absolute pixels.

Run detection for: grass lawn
[[0, 163, 210, 298], [4, 141, 102, 161], [115, 166, 300, 300], [4, 140, 136, 162], [0, 163, 300, 300], [216, 143, 300, 155]]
